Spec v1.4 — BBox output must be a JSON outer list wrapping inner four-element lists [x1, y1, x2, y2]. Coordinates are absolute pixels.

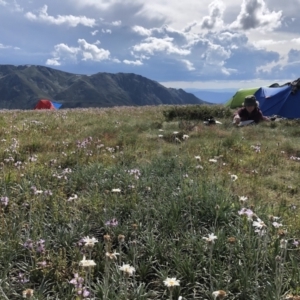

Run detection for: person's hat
[[244, 95, 257, 107]]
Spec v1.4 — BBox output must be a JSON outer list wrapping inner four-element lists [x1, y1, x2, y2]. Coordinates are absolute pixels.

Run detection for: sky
[[0, 0, 300, 90]]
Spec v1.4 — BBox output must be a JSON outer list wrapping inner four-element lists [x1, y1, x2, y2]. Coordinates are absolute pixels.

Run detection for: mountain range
[[0, 65, 208, 109]]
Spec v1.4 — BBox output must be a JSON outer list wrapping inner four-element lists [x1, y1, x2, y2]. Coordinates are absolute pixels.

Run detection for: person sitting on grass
[[233, 95, 270, 125]]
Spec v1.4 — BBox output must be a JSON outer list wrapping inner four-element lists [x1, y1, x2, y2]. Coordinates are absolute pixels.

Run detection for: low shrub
[[163, 105, 233, 121]]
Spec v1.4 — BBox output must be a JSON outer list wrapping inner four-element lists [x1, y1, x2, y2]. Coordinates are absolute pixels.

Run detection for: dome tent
[[34, 99, 62, 110], [225, 87, 259, 108], [254, 85, 300, 119], [225, 78, 300, 119]]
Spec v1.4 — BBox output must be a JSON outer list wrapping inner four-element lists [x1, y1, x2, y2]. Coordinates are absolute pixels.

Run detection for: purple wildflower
[[37, 261, 47, 267], [36, 239, 45, 253], [0, 196, 8, 206], [238, 208, 254, 218], [105, 218, 118, 226], [83, 289, 90, 298], [70, 273, 84, 288], [23, 239, 34, 250], [17, 273, 29, 283]]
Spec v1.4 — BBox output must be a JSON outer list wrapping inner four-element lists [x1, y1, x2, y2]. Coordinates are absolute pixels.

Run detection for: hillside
[[0, 65, 207, 109]]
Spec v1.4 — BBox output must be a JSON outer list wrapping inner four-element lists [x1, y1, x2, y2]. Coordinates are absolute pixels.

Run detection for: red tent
[[34, 99, 56, 110]]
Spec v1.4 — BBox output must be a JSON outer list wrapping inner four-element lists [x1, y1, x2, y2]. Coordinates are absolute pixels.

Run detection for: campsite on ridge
[[1, 105, 300, 299]]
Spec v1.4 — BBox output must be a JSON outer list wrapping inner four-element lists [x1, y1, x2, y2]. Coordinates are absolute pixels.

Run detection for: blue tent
[[254, 85, 300, 118], [51, 101, 63, 109]]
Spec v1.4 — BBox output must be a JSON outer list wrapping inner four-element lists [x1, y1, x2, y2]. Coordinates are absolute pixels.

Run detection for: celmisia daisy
[[163, 277, 180, 287]]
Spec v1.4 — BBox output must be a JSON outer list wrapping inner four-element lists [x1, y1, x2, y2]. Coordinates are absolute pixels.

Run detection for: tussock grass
[[0, 106, 300, 299]]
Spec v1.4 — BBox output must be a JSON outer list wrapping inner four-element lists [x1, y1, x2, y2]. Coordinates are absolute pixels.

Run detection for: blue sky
[[0, 0, 299, 89]]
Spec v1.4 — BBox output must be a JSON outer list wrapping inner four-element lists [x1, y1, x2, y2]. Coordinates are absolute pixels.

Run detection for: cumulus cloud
[[45, 58, 61, 66], [203, 42, 231, 66], [123, 59, 143, 65], [132, 25, 152, 36], [132, 37, 190, 55], [78, 39, 110, 61], [201, 0, 225, 30], [253, 39, 285, 49], [291, 38, 300, 44], [46, 39, 110, 65], [25, 5, 96, 27], [230, 0, 282, 31], [91, 30, 98, 36], [181, 59, 195, 71], [73, 0, 134, 11]]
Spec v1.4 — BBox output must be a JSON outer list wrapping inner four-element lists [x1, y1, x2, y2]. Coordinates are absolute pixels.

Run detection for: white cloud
[[46, 39, 111, 64], [45, 58, 61, 66], [12, 0, 22, 12], [78, 39, 110, 61], [132, 37, 190, 55], [199, 42, 232, 76], [91, 30, 98, 36], [0, 0, 22, 11], [123, 59, 143, 65], [253, 39, 285, 49], [132, 25, 152, 36], [201, 0, 225, 30], [111, 20, 121, 26], [0, 43, 10, 49], [291, 38, 300, 44], [1, 0, 297, 85], [102, 29, 112, 34], [181, 59, 195, 71], [25, 5, 96, 27], [230, 0, 282, 32], [73, 0, 131, 11], [51, 43, 79, 61]]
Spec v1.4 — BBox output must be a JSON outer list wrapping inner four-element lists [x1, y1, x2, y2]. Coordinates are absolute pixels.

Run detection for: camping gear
[[225, 87, 259, 108], [34, 99, 62, 110], [226, 78, 300, 118], [203, 116, 222, 125], [253, 85, 300, 119]]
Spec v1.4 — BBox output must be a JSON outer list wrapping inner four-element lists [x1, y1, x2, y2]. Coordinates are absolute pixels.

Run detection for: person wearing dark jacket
[[233, 95, 270, 125]]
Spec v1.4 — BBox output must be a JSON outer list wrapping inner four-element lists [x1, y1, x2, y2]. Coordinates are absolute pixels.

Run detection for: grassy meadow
[[1, 105, 300, 299]]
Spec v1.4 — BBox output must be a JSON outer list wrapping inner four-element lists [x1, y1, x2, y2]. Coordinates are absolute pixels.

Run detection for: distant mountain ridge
[[0, 65, 208, 109], [184, 88, 236, 104]]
